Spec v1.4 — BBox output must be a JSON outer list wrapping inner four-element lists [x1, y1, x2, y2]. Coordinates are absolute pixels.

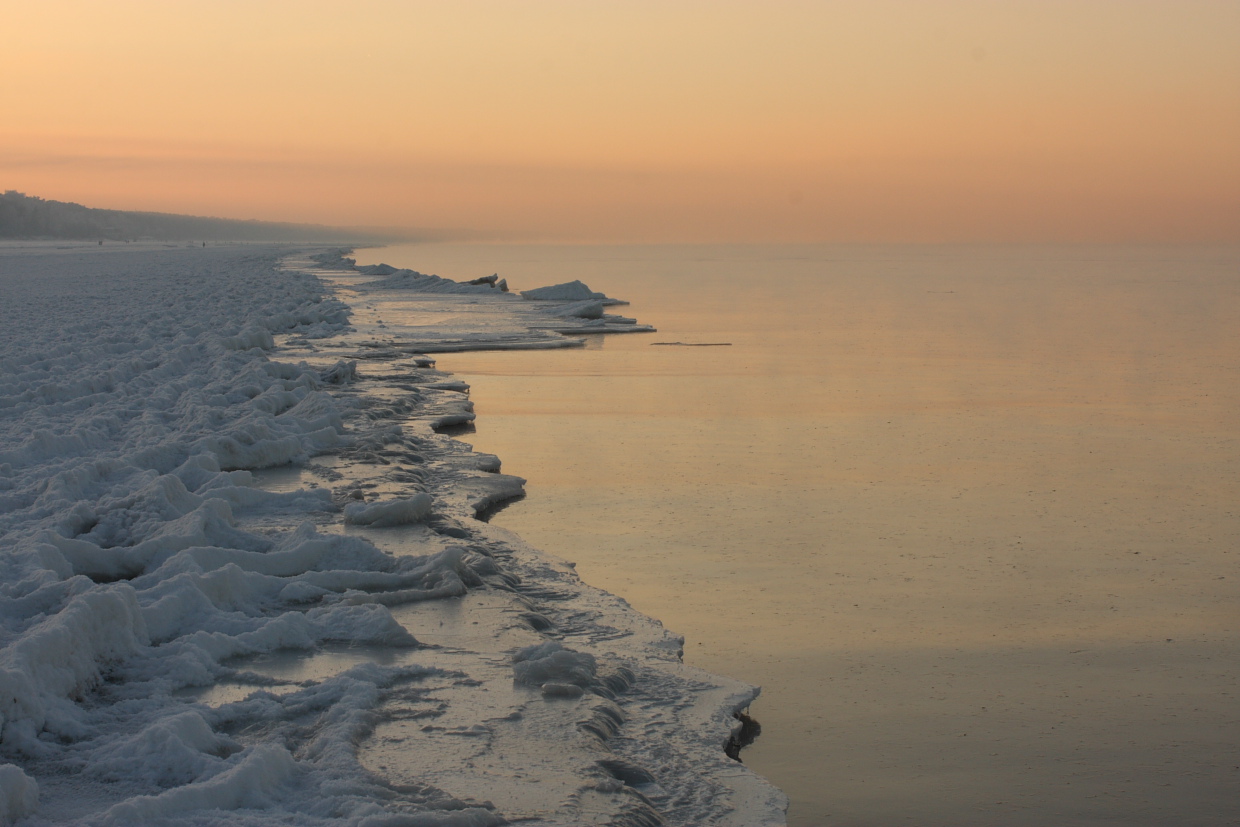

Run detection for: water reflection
[[353, 243, 1240, 827]]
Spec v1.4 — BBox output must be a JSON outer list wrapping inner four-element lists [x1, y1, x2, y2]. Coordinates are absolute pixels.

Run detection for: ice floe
[[0, 243, 786, 825]]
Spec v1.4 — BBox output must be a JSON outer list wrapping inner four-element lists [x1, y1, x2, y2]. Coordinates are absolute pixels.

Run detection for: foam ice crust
[[0, 244, 786, 825]]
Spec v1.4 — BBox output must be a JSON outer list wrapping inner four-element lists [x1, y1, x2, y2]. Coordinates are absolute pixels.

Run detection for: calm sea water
[[350, 243, 1240, 827]]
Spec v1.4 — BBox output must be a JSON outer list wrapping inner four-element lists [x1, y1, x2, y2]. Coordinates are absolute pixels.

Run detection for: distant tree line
[[0, 191, 399, 242]]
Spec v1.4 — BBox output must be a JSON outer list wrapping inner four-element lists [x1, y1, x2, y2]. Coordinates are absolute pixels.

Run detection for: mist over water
[[353, 243, 1240, 826]]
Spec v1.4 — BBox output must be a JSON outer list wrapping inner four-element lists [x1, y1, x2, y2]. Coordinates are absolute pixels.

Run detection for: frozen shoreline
[[0, 243, 786, 825]]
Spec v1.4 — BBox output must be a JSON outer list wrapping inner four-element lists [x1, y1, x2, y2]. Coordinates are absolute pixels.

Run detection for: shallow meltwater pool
[[353, 242, 1240, 827]]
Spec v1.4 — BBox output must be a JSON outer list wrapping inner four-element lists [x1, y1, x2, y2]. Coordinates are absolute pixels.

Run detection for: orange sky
[[2, 0, 1237, 242]]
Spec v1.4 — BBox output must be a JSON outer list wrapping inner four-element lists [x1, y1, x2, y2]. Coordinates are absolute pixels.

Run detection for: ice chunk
[[0, 586, 148, 749], [102, 743, 299, 824], [0, 764, 37, 824], [512, 641, 597, 688], [520, 280, 606, 301], [318, 359, 358, 384], [221, 326, 275, 351], [87, 710, 239, 786], [344, 493, 433, 527], [547, 300, 605, 319]]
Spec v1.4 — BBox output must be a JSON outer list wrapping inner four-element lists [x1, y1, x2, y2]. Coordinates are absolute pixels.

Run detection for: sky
[[2, 0, 1238, 243]]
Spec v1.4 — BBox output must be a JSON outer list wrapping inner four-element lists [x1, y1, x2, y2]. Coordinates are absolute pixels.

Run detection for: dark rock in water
[[651, 341, 732, 347], [725, 710, 762, 761]]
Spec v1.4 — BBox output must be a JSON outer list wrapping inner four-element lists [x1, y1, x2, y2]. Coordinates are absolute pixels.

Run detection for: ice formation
[[0, 242, 786, 825], [519, 280, 626, 306]]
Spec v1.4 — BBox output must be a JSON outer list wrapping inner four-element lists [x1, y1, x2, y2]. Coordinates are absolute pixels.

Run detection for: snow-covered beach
[[0, 243, 787, 826]]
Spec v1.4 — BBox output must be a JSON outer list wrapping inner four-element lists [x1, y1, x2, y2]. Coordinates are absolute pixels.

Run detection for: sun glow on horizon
[[2, 0, 1238, 242]]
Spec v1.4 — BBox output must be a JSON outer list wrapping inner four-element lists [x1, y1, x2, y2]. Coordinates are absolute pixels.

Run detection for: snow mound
[[87, 710, 240, 785], [513, 641, 597, 688], [0, 764, 38, 824], [520, 280, 608, 302], [102, 742, 299, 824], [344, 494, 433, 527]]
